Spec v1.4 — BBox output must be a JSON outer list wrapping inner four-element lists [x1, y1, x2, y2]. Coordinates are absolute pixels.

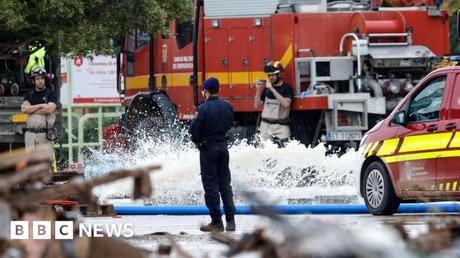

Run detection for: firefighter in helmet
[[254, 61, 294, 147], [21, 67, 57, 168], [189, 77, 236, 232]]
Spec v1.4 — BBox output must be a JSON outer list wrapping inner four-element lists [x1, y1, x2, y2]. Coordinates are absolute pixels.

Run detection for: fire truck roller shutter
[[125, 92, 179, 145]]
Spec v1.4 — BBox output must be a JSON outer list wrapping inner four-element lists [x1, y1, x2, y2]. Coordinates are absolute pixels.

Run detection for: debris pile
[[151, 204, 460, 258], [3, 146, 460, 258], [0, 145, 159, 258]]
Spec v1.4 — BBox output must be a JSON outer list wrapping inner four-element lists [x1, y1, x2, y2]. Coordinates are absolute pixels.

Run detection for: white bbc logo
[[10, 221, 74, 240], [10, 221, 28, 240], [55, 221, 74, 239]]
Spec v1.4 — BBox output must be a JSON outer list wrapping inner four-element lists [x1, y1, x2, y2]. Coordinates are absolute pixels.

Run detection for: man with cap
[[189, 77, 236, 232], [21, 67, 57, 167], [254, 61, 293, 147]]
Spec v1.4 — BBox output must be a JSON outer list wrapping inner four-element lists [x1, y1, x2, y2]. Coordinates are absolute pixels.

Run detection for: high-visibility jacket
[[25, 47, 46, 74]]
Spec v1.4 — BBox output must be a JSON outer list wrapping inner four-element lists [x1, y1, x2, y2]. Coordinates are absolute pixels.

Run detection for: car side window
[[407, 75, 447, 123]]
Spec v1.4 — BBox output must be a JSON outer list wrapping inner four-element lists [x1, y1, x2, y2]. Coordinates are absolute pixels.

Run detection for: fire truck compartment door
[[327, 93, 386, 114], [228, 29, 249, 97], [204, 29, 229, 95]]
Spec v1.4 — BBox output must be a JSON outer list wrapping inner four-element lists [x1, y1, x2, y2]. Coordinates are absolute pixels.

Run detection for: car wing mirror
[[392, 110, 406, 125]]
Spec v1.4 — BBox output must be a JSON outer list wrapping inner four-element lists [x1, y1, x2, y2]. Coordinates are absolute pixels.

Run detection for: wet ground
[[83, 213, 460, 257]]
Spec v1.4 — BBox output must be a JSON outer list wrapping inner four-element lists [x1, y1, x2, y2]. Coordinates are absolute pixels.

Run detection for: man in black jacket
[[189, 77, 236, 232]]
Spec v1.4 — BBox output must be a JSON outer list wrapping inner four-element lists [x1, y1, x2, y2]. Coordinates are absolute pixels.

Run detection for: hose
[[114, 203, 460, 215], [364, 77, 383, 97]]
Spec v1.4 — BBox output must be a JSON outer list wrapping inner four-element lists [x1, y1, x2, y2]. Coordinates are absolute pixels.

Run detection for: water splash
[[85, 136, 359, 205]]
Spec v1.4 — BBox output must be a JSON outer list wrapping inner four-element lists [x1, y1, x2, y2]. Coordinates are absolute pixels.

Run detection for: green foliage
[[443, 0, 460, 16], [443, 0, 460, 53], [0, 0, 193, 55], [451, 16, 460, 54]]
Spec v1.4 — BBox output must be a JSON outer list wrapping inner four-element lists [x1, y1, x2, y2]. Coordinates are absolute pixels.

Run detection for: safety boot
[[200, 218, 224, 232], [225, 220, 236, 232]]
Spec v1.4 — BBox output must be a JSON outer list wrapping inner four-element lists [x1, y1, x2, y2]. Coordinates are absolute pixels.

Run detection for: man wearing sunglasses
[[189, 77, 236, 232]]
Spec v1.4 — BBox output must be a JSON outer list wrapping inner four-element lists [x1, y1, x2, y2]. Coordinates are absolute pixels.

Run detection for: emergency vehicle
[[105, 0, 455, 151], [356, 66, 460, 215]]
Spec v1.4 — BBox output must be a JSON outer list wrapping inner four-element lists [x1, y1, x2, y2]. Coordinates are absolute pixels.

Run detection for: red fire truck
[[104, 0, 453, 151]]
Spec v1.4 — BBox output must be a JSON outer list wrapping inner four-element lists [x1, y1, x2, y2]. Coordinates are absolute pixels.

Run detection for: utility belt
[[23, 128, 48, 134], [196, 135, 231, 151], [206, 133, 230, 143], [261, 117, 290, 126]]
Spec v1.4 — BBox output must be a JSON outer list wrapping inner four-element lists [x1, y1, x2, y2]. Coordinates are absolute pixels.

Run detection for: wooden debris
[[228, 230, 280, 258], [400, 218, 460, 254], [7, 164, 160, 213], [0, 146, 159, 258], [167, 234, 195, 258], [0, 145, 52, 173]]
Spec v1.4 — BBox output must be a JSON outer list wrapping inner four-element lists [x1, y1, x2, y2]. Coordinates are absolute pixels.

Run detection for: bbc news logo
[[10, 221, 134, 239]]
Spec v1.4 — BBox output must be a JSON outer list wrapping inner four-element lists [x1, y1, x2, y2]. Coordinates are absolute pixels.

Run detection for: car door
[[437, 71, 460, 194], [397, 75, 448, 192]]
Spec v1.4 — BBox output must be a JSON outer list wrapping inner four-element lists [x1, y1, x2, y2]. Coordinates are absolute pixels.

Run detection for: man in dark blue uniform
[[189, 77, 236, 232]]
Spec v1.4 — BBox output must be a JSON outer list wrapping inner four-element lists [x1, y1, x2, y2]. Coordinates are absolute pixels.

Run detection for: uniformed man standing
[[189, 77, 236, 232], [254, 61, 293, 147], [21, 67, 57, 166]]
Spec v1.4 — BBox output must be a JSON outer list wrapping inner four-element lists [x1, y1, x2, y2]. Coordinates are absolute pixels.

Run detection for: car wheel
[[363, 161, 400, 215]]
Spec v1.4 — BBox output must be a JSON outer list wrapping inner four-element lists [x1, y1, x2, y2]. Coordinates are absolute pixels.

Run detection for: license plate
[[326, 131, 362, 141]]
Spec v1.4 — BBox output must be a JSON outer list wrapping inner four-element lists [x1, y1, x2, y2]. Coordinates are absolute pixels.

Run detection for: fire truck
[[106, 0, 454, 151]]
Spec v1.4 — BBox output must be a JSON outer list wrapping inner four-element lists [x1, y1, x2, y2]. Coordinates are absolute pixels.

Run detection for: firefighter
[[254, 61, 294, 147], [21, 67, 57, 169], [189, 77, 236, 232]]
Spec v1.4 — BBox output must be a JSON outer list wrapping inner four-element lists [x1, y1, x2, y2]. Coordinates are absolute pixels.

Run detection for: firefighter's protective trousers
[[25, 113, 55, 167], [199, 143, 235, 220], [260, 97, 290, 140]]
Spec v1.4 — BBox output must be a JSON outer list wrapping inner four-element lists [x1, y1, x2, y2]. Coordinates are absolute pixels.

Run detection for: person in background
[[21, 67, 57, 169], [254, 61, 293, 147], [189, 77, 236, 232]]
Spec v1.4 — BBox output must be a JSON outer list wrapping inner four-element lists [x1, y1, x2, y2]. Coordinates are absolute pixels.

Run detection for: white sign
[[172, 55, 193, 70], [60, 56, 119, 105]]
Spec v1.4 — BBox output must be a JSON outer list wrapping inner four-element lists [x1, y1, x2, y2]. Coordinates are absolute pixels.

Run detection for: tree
[[443, 0, 460, 16], [0, 0, 193, 56], [442, 0, 460, 54]]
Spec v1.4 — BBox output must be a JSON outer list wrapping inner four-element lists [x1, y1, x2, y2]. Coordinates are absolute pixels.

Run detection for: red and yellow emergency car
[[356, 66, 460, 215]]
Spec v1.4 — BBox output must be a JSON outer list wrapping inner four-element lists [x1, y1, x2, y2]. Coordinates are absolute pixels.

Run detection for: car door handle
[[446, 123, 457, 131], [427, 124, 438, 132]]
